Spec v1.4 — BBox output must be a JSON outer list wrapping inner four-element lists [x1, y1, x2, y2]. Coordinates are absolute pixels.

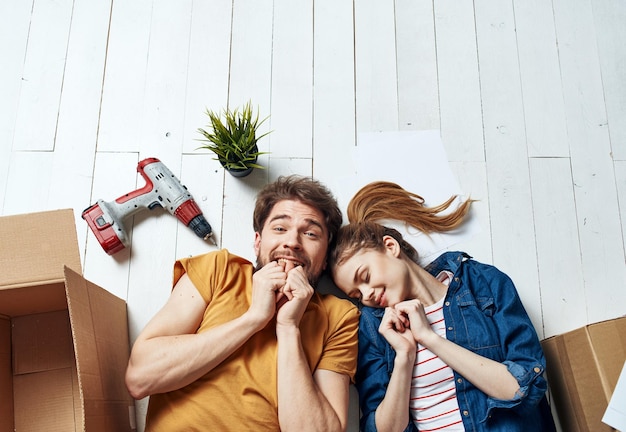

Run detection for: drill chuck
[[173, 199, 214, 242], [188, 215, 214, 242]]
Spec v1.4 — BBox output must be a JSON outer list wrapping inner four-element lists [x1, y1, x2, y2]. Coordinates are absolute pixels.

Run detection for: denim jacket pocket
[[456, 294, 501, 351]]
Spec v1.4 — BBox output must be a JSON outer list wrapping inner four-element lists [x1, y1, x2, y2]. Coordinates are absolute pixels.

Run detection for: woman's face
[[332, 237, 410, 308]]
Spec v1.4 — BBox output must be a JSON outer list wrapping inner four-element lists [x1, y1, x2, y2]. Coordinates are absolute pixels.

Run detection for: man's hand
[[276, 260, 313, 327], [249, 261, 289, 327]]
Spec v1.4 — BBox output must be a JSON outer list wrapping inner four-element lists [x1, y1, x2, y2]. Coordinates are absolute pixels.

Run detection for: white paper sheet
[[603, 360, 626, 431], [327, 130, 481, 265]]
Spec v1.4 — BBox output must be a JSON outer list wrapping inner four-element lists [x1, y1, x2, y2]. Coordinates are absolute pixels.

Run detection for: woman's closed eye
[[358, 269, 370, 284]]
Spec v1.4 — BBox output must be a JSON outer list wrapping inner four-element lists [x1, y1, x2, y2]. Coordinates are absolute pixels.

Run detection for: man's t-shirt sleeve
[[318, 300, 360, 382]]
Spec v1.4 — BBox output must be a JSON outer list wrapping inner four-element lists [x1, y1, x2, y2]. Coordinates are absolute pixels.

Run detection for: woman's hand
[[379, 307, 417, 356], [374, 307, 417, 432], [394, 299, 437, 345]]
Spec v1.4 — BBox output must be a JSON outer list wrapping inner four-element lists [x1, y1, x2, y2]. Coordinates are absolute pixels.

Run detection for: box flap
[[0, 209, 82, 290], [64, 266, 135, 431]]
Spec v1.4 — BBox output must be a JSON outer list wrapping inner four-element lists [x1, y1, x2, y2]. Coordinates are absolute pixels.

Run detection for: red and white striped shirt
[[409, 271, 464, 431]]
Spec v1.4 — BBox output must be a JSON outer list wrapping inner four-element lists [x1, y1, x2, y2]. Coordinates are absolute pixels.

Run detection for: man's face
[[254, 199, 329, 286]]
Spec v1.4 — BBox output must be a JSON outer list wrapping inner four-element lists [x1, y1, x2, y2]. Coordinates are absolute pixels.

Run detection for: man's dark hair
[[253, 175, 342, 243]]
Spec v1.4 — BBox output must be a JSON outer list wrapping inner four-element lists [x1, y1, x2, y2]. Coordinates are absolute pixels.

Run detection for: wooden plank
[[591, 0, 626, 161], [229, 0, 273, 110], [474, 0, 543, 327], [0, 1, 32, 210], [12, 0, 73, 151], [48, 0, 112, 259], [97, 0, 153, 152], [553, 0, 626, 324], [354, 0, 398, 132], [312, 0, 356, 184], [395, 0, 439, 131], [136, 0, 191, 158], [269, 0, 313, 159], [615, 160, 626, 255], [529, 158, 586, 338], [181, 0, 232, 154], [433, 0, 484, 162], [514, 0, 569, 157], [3, 152, 54, 215], [0, 0, 31, 130], [222, 0, 274, 259], [448, 161, 492, 265]]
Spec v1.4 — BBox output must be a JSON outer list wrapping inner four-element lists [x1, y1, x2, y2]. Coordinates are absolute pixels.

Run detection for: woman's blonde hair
[[347, 181, 473, 233]]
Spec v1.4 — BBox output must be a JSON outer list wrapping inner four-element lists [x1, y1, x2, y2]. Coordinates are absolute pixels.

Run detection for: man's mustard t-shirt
[[145, 249, 359, 431]]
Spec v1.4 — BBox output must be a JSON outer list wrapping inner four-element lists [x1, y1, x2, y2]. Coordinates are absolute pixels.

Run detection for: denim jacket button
[[448, 326, 453, 331], [457, 378, 463, 384], [462, 410, 469, 416], [534, 367, 541, 373], [445, 301, 450, 306]]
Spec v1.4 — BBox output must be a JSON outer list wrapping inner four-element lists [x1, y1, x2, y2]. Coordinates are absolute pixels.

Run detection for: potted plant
[[197, 101, 271, 177]]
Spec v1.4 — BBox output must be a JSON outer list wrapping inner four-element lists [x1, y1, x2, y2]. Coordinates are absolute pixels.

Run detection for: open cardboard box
[[541, 317, 626, 432], [0, 209, 135, 432]]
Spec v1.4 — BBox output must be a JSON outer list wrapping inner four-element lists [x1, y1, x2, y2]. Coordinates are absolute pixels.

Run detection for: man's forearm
[[276, 325, 345, 432], [126, 312, 265, 399]]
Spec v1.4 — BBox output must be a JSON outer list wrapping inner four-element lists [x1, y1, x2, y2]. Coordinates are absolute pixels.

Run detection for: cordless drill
[[82, 157, 214, 255]]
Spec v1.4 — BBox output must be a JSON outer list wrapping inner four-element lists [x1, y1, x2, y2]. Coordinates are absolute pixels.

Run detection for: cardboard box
[[541, 317, 626, 432], [0, 209, 135, 432]]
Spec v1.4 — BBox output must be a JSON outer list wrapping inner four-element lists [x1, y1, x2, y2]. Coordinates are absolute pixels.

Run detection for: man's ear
[[382, 235, 401, 258], [253, 232, 261, 255]]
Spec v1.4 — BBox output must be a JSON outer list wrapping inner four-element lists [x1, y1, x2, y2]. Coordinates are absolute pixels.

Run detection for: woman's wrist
[[418, 330, 441, 349], [394, 350, 416, 368]]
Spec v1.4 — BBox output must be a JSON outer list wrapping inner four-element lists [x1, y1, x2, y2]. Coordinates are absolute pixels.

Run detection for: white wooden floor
[[2, 1, 625, 430]]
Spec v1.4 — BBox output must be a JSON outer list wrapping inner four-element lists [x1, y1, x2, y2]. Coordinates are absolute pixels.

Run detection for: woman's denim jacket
[[355, 252, 556, 432]]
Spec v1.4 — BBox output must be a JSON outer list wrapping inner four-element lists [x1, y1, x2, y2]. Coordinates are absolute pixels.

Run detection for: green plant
[[197, 101, 271, 172]]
